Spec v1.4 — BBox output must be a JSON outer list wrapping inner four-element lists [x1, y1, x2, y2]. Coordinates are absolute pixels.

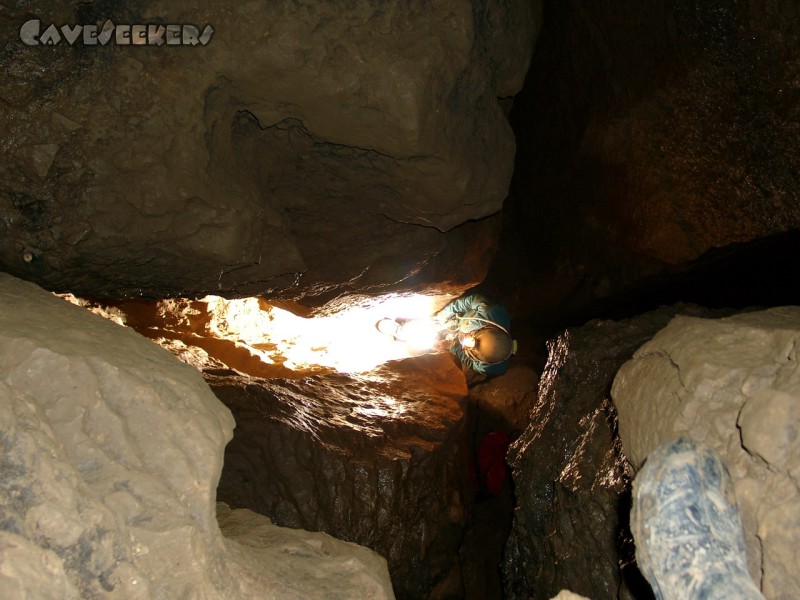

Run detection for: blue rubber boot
[[631, 438, 764, 600]]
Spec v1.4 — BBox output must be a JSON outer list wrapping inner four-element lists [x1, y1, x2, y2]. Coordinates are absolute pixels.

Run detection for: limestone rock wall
[[612, 308, 800, 600], [504, 305, 721, 600], [0, 0, 538, 300], [210, 354, 472, 600], [0, 273, 395, 599], [217, 503, 394, 600]]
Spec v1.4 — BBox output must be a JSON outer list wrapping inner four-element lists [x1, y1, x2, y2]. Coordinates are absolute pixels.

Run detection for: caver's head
[[460, 326, 515, 364]]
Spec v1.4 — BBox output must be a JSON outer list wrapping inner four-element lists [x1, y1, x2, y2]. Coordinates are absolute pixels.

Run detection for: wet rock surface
[[458, 361, 540, 600], [210, 354, 472, 600], [0, 273, 395, 599], [0, 0, 537, 300], [613, 307, 800, 600], [504, 305, 721, 600]]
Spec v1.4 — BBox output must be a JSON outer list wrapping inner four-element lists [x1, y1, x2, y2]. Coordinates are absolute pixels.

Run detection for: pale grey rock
[[612, 307, 800, 600], [0, 525, 82, 599], [218, 503, 394, 600], [0, 273, 394, 599], [549, 591, 591, 600]]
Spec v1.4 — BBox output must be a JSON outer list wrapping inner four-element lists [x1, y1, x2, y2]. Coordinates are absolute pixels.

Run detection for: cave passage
[[60, 290, 455, 377]]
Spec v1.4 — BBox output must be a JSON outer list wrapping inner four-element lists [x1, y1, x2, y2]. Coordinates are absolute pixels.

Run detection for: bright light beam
[[397, 318, 442, 353], [202, 293, 448, 374]]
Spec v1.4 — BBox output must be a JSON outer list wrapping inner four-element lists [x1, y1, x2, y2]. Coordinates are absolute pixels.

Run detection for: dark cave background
[[490, 0, 800, 334]]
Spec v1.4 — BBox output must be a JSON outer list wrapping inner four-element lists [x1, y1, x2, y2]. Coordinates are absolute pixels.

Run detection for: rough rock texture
[[0, 273, 395, 599], [504, 305, 721, 600], [0, 0, 538, 300], [210, 353, 472, 600], [612, 307, 800, 600], [61, 291, 476, 597], [549, 592, 591, 600], [468, 361, 540, 434], [458, 361, 539, 600], [489, 0, 800, 323], [217, 503, 394, 600]]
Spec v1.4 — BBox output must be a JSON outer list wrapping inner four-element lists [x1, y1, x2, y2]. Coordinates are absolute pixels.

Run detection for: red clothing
[[477, 432, 510, 496]]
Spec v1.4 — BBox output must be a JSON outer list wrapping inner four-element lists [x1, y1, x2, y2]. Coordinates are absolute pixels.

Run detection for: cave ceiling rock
[[613, 307, 800, 600], [0, 0, 539, 299], [0, 273, 395, 599]]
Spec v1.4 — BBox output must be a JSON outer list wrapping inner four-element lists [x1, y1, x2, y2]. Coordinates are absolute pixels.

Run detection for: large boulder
[[57, 291, 474, 598], [0, 273, 394, 599], [612, 307, 800, 600], [0, 0, 538, 300]]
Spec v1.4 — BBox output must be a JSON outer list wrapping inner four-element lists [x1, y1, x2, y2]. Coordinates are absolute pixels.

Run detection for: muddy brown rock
[[210, 353, 472, 600], [0, 273, 395, 599], [613, 307, 800, 599], [0, 0, 538, 300], [504, 305, 721, 600], [457, 362, 539, 600]]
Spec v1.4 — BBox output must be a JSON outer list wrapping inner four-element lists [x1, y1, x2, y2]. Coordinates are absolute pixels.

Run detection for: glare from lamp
[[399, 318, 441, 353], [202, 293, 446, 374]]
